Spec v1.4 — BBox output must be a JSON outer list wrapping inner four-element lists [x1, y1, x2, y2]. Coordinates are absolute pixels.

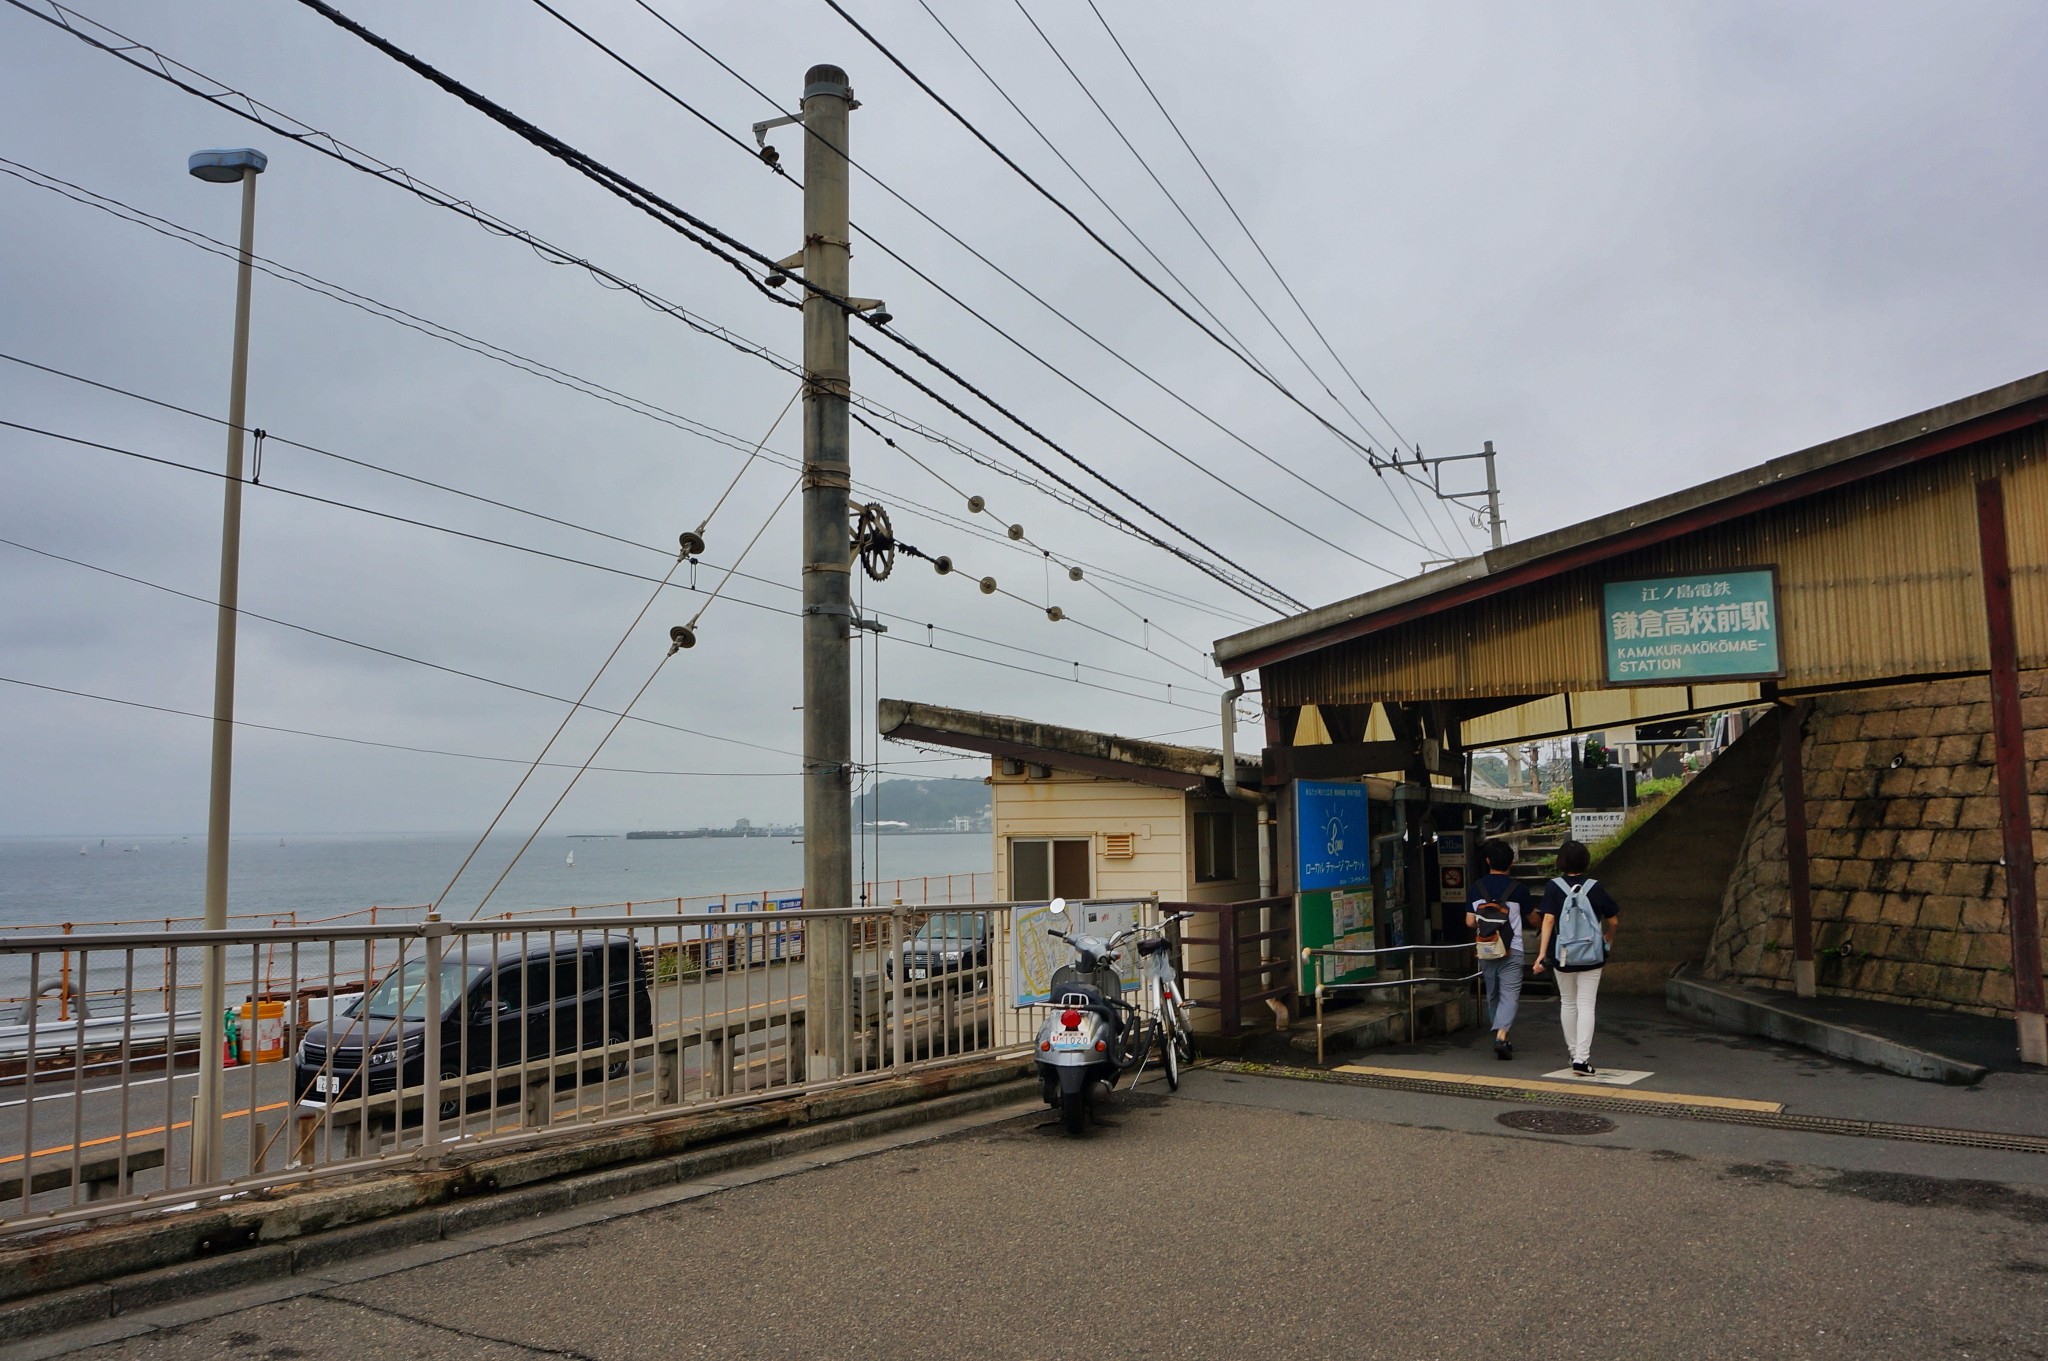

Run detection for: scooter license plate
[[1050, 1031, 1090, 1051]]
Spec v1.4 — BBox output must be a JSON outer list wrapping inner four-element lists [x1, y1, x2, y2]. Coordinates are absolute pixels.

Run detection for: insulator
[[1046, 606, 1064, 622], [932, 555, 953, 575], [1068, 566, 1084, 582], [669, 624, 697, 651], [1007, 524, 1024, 541], [678, 530, 706, 557], [967, 495, 985, 514], [978, 576, 997, 595]]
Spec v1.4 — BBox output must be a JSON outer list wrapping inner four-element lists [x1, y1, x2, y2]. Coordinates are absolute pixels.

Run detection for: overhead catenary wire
[[1, 417, 1221, 713], [0, 533, 805, 760], [1080, 0, 1475, 557], [0, 674, 794, 776], [555, 0, 1435, 572], [2, 0, 1288, 611], [288, 0, 1301, 611], [0, 157, 1252, 622], [819, 0, 1445, 511]]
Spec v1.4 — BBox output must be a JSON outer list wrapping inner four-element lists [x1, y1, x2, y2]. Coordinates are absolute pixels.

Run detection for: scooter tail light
[[1060, 1009, 1082, 1030]]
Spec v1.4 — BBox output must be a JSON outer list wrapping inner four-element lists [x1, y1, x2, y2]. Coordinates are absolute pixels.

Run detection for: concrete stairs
[[1583, 709, 1783, 993]]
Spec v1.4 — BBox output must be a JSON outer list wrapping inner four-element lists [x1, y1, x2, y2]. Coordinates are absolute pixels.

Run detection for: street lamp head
[[188, 148, 267, 183]]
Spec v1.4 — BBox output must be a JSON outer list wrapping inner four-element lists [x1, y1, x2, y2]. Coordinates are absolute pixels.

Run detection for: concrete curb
[[0, 1058, 1033, 1347], [1665, 973, 1988, 1085]]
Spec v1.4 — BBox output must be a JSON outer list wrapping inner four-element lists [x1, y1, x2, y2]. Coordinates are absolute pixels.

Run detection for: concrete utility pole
[[1480, 440, 1504, 550], [188, 146, 266, 1184], [800, 65, 854, 1079]]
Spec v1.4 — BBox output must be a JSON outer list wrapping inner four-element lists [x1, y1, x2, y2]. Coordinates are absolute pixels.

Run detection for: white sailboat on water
[[565, 849, 575, 867]]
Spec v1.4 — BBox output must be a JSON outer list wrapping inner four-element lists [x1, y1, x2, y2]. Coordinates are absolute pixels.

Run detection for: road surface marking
[[1541, 1067, 1653, 1086], [1333, 1064, 1784, 1113], [3, 1100, 291, 1165]]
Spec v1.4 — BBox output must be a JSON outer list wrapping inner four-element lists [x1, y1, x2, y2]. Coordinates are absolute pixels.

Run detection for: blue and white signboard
[[1294, 780, 1371, 892]]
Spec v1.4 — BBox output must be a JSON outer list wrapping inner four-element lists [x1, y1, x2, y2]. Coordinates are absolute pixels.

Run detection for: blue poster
[[1294, 780, 1371, 891]]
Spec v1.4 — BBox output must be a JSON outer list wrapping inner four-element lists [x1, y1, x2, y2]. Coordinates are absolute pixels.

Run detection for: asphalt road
[[36, 1067, 2048, 1361]]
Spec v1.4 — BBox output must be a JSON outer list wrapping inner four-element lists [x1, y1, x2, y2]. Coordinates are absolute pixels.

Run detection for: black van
[[293, 934, 654, 1113]]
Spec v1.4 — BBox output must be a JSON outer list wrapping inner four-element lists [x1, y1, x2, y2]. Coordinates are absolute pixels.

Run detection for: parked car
[[885, 913, 990, 982], [294, 934, 653, 1116]]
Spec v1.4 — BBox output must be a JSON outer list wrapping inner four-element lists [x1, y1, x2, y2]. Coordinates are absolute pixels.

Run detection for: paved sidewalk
[[1350, 993, 2048, 1136], [19, 1068, 2048, 1360]]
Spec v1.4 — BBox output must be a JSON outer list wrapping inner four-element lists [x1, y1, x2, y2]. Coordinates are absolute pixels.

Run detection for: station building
[[1212, 369, 2048, 1063]]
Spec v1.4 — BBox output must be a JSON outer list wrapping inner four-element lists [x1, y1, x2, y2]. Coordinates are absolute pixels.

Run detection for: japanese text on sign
[[1294, 780, 1371, 892], [1601, 569, 1783, 684]]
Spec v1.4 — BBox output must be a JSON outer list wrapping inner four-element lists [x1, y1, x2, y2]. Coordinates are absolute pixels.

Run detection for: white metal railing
[[0, 895, 1151, 1233]]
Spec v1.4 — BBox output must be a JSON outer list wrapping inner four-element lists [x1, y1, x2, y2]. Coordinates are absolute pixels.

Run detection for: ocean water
[[0, 831, 994, 932]]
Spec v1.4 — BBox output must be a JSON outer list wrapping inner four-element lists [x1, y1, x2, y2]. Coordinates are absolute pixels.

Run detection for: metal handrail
[[1300, 941, 1483, 1063]]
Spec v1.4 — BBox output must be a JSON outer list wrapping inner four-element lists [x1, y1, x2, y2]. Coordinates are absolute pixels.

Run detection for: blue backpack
[[1550, 877, 1606, 968]]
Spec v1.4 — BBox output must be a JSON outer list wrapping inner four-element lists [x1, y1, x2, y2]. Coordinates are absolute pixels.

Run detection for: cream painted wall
[[990, 764, 1188, 901]]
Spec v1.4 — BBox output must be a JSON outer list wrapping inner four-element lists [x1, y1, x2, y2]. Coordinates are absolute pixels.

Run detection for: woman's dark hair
[[1556, 839, 1591, 875], [1482, 838, 1515, 872]]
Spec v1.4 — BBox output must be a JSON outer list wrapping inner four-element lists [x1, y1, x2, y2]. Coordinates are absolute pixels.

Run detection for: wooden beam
[[1976, 478, 2046, 1065]]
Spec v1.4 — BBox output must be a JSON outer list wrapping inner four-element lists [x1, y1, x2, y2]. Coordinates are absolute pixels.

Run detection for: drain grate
[[1497, 1109, 1617, 1136]]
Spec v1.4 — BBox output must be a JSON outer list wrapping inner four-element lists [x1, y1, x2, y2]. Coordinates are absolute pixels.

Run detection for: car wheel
[[604, 1029, 630, 1080]]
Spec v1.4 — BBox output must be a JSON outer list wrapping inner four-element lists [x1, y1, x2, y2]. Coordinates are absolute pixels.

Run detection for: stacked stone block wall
[[1704, 670, 2048, 1015]]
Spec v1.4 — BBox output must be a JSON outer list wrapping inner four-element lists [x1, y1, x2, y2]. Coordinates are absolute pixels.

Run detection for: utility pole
[[187, 147, 266, 1184], [1401, 441, 1505, 565], [799, 64, 854, 1079]]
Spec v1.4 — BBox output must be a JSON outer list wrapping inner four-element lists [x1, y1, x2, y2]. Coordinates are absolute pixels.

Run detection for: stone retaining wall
[[1704, 670, 2048, 1015]]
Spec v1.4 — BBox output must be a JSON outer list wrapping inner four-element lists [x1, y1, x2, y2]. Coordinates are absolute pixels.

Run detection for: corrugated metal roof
[[1259, 426, 2048, 707], [1216, 368, 2048, 676]]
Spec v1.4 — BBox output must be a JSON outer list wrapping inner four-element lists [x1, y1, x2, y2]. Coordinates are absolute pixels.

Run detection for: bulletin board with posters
[[1293, 780, 1376, 993]]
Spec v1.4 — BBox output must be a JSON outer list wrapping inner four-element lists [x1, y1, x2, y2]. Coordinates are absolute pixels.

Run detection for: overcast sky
[[2, 0, 2042, 837]]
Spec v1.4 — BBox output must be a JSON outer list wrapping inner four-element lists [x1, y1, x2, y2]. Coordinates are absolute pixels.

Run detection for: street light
[[188, 146, 265, 1186]]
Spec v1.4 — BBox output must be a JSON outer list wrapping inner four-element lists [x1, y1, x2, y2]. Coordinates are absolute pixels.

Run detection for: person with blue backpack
[[1530, 839, 1621, 1075]]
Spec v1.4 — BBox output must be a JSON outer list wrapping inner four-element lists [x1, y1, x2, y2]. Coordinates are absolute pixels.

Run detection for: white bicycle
[[1132, 911, 1197, 1090]]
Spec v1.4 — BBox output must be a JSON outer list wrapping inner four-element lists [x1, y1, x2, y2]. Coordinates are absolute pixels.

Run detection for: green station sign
[[1602, 568, 1784, 685]]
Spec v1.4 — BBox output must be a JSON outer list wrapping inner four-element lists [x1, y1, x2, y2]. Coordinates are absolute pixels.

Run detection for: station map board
[[1011, 899, 1143, 1007]]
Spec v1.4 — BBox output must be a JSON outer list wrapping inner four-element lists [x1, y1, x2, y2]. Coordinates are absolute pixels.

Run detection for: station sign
[[1601, 567, 1784, 685]]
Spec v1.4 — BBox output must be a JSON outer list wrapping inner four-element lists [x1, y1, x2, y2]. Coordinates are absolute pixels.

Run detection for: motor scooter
[[1032, 898, 1131, 1135]]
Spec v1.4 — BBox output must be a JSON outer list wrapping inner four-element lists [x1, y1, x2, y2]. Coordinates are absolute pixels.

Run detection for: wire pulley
[[853, 501, 895, 581]]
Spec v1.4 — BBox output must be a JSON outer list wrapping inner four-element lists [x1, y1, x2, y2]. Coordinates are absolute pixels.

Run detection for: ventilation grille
[[1103, 833, 1135, 860]]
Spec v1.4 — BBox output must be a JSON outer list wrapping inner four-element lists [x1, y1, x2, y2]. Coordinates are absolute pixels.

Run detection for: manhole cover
[[1497, 1109, 1617, 1136]]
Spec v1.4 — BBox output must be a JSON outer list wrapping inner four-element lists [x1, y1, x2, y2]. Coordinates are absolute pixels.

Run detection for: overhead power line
[[0, 157, 1254, 629], [819, 0, 1428, 489], [0, 414, 1219, 713], [286, 0, 1298, 611], [3, 0, 1290, 612], [1080, 1, 1474, 557], [580, 0, 1433, 571], [0, 674, 793, 776]]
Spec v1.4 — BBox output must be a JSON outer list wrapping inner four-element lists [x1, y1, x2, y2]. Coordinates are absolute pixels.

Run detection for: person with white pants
[[1531, 839, 1621, 1075]]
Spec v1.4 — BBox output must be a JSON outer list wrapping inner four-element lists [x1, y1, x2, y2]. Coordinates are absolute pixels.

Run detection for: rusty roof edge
[[1213, 367, 2048, 672], [876, 698, 1257, 780]]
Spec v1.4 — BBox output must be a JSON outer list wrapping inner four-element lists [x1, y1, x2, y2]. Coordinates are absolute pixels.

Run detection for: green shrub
[[1635, 775, 1685, 802], [1546, 786, 1573, 820]]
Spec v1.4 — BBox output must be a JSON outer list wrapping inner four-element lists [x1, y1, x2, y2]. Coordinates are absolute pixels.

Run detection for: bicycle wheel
[[1161, 1013, 1180, 1091], [1167, 998, 1196, 1068]]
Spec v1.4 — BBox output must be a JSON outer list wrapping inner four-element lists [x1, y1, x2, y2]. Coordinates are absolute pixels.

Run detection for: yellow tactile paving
[[1332, 1064, 1785, 1114]]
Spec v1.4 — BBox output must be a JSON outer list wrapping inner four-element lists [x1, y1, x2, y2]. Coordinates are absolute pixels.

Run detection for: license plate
[[1050, 1032, 1090, 1051], [313, 1073, 341, 1094], [908, 968, 927, 980]]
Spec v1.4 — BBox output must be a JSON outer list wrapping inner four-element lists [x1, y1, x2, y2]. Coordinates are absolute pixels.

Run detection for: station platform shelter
[[1213, 369, 2048, 1064]]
